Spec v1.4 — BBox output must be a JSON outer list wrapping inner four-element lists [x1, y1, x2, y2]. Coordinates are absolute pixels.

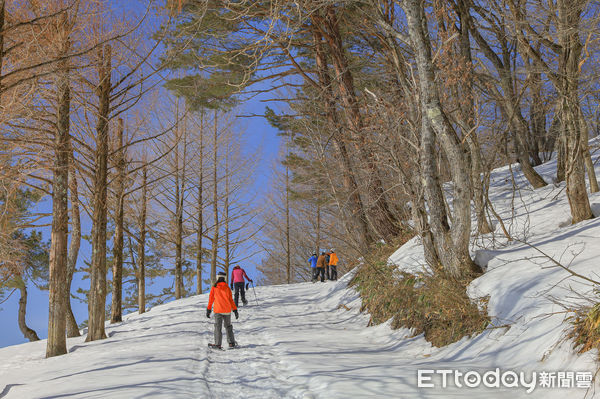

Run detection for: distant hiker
[[308, 253, 318, 282], [316, 252, 326, 282], [329, 248, 339, 281], [207, 271, 238, 349], [230, 265, 253, 307], [325, 250, 331, 280]]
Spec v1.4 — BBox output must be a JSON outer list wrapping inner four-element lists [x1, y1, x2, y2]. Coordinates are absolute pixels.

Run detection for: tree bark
[[315, 203, 321, 255], [556, 1, 592, 223], [66, 141, 80, 337], [18, 281, 39, 342], [224, 141, 231, 277], [312, 26, 372, 250], [196, 112, 204, 295], [579, 111, 599, 193], [405, 0, 481, 279], [46, 19, 71, 356], [456, 5, 493, 234], [315, 8, 401, 243], [285, 143, 291, 284], [409, 178, 441, 268], [87, 44, 111, 342], [550, 114, 566, 182], [137, 165, 147, 314], [111, 118, 125, 323], [210, 109, 219, 284], [174, 105, 186, 299], [527, 59, 547, 165]]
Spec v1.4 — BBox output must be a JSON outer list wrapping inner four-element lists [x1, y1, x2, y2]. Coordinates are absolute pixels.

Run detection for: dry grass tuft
[[568, 303, 600, 354], [351, 237, 490, 347]]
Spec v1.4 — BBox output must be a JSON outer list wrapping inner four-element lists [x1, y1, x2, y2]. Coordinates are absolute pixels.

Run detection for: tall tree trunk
[[550, 114, 566, 182], [137, 165, 147, 314], [528, 61, 546, 165], [464, 7, 546, 189], [66, 142, 80, 337], [312, 26, 372, 250], [87, 44, 111, 342], [315, 203, 321, 255], [46, 21, 71, 356], [456, 5, 492, 234], [509, 107, 548, 189], [579, 111, 599, 193], [409, 178, 441, 268], [405, 0, 480, 279], [210, 109, 219, 284], [557, 1, 592, 223], [224, 142, 231, 277], [174, 116, 186, 299], [111, 118, 125, 323], [317, 8, 401, 242], [196, 112, 204, 295], [18, 280, 39, 342], [285, 146, 291, 284], [375, 15, 441, 265]]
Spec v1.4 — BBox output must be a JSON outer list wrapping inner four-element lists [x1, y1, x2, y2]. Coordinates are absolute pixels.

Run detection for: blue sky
[[0, 0, 282, 348]]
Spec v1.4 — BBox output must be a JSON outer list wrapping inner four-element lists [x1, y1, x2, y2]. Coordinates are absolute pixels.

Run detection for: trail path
[[0, 275, 388, 399]]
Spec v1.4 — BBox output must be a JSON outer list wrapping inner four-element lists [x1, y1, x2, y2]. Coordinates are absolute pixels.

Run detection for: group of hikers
[[308, 249, 339, 283], [205, 250, 341, 350], [206, 265, 253, 350]]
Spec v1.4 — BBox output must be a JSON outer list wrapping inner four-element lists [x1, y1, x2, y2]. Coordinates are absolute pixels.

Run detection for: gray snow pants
[[214, 313, 235, 346]]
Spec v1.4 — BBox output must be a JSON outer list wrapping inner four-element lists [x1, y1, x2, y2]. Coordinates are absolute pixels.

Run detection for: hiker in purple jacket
[[230, 265, 253, 307]]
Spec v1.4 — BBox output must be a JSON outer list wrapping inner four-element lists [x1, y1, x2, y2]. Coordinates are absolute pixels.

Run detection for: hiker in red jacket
[[207, 271, 238, 349], [230, 265, 253, 307]]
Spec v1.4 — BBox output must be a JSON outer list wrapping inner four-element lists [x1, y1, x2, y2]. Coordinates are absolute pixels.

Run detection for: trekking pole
[[251, 281, 259, 306]]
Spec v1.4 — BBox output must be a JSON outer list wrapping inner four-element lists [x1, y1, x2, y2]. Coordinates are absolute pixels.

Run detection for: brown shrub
[[351, 240, 490, 347]]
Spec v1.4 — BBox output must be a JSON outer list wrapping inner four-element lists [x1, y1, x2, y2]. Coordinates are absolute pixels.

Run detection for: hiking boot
[[243, 300, 248, 306], [229, 342, 237, 348], [208, 343, 222, 349]]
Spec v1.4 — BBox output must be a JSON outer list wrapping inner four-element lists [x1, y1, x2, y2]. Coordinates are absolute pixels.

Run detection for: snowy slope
[[2, 153, 600, 398], [0, 276, 412, 399]]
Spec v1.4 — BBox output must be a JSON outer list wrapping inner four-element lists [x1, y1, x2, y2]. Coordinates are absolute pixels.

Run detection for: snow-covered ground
[[2, 153, 600, 398]]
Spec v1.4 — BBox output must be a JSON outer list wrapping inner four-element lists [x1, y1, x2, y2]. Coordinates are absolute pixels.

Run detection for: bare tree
[[404, 0, 481, 278], [504, 0, 594, 223], [86, 43, 111, 342], [110, 118, 126, 323]]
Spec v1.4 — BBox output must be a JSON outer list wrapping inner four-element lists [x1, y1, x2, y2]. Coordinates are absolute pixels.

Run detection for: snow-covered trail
[[0, 275, 409, 399], [5, 146, 600, 398], [0, 268, 597, 398]]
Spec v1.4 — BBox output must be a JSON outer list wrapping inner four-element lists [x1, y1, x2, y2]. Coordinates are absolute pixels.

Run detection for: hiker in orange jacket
[[328, 248, 339, 281], [207, 271, 238, 349]]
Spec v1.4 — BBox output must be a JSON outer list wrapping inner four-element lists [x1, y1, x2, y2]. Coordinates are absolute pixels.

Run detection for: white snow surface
[[3, 154, 600, 398]]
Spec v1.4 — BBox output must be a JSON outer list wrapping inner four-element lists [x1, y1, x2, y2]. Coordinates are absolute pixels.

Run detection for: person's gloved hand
[[230, 284, 233, 290], [234, 310, 239, 319], [206, 309, 211, 318], [245, 282, 249, 290], [250, 279, 253, 283]]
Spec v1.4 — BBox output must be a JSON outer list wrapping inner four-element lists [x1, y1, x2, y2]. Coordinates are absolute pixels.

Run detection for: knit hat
[[217, 272, 226, 282], [330, 248, 335, 252]]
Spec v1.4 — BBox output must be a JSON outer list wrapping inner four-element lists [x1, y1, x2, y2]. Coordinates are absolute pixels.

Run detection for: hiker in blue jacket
[[308, 253, 318, 282]]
